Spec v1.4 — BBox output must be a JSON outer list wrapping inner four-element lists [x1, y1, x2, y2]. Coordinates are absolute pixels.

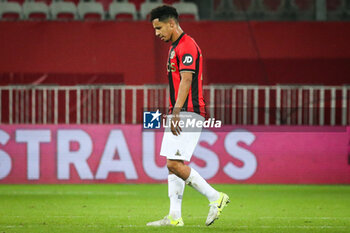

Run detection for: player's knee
[[167, 160, 183, 173]]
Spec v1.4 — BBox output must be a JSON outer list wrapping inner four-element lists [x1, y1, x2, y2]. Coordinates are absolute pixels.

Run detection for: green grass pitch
[[0, 184, 349, 233]]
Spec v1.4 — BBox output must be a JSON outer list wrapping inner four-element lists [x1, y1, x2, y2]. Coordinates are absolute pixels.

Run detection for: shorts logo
[[182, 54, 193, 66], [143, 109, 162, 129], [175, 150, 181, 156]]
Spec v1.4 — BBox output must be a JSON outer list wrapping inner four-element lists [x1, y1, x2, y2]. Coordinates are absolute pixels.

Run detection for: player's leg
[[167, 160, 219, 201], [168, 171, 185, 220], [167, 159, 230, 226], [146, 170, 185, 226]]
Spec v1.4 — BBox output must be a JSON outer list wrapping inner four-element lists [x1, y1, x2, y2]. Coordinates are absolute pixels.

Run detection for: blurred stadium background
[[0, 0, 349, 232]]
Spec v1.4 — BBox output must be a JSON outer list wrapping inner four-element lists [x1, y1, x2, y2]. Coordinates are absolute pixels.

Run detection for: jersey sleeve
[[177, 40, 198, 73]]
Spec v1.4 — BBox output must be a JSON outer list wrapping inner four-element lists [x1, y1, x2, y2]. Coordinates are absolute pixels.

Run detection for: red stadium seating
[[109, 1, 137, 21], [233, 0, 253, 11], [294, 0, 314, 11], [96, 0, 112, 11], [64, 0, 80, 6], [327, 0, 346, 20], [7, 0, 25, 5], [0, 2, 23, 20], [327, 0, 343, 11], [23, 1, 49, 20], [129, 0, 179, 11], [28, 12, 47, 19], [1, 12, 22, 20], [50, 1, 78, 21], [83, 13, 103, 20], [97, 0, 181, 17], [262, 0, 283, 11], [172, 2, 199, 21], [57, 13, 76, 20], [291, 0, 315, 19], [35, 0, 52, 6], [260, 0, 287, 20], [77, 1, 105, 21]]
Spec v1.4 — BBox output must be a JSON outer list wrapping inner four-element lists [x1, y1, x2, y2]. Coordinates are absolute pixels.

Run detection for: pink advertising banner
[[0, 125, 349, 184]]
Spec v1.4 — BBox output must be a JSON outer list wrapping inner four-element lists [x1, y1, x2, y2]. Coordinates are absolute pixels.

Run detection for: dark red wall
[[0, 21, 349, 85]]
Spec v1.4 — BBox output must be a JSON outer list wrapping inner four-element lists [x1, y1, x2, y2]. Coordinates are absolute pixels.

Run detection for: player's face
[[152, 18, 174, 43]]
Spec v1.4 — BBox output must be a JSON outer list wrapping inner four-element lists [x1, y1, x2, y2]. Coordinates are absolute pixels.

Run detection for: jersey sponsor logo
[[182, 54, 193, 66]]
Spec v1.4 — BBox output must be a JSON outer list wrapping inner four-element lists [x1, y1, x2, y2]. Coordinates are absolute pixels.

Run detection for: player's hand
[[170, 113, 182, 136]]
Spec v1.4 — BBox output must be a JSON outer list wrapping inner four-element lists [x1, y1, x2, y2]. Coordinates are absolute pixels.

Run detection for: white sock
[[168, 174, 185, 220], [185, 168, 220, 202]]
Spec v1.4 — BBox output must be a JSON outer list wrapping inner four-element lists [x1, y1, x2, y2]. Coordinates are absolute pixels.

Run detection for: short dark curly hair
[[150, 5, 178, 22]]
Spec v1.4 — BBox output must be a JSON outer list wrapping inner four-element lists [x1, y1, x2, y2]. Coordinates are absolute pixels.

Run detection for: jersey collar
[[172, 32, 185, 47]]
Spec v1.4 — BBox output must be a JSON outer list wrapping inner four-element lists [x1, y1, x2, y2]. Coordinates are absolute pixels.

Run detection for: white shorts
[[160, 111, 204, 161]]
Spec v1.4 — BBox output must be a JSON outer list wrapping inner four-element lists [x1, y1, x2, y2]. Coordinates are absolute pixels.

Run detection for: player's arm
[[171, 72, 192, 136], [174, 72, 192, 115]]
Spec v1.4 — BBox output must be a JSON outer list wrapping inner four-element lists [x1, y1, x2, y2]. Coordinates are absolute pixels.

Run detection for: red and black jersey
[[167, 33, 206, 117]]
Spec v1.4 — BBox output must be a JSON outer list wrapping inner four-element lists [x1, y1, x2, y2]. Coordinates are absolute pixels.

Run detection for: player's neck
[[171, 27, 184, 43]]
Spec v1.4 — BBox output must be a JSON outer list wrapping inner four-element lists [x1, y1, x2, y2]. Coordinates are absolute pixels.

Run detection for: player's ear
[[169, 18, 176, 29]]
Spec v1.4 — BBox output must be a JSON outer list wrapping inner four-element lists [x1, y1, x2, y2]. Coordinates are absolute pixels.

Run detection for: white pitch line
[[113, 225, 348, 229], [2, 225, 24, 228], [0, 225, 98, 228], [259, 217, 350, 220], [5, 216, 350, 221], [8, 216, 86, 218], [0, 191, 137, 195], [236, 226, 348, 229], [7, 215, 141, 218], [1, 225, 348, 229], [188, 216, 350, 220]]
